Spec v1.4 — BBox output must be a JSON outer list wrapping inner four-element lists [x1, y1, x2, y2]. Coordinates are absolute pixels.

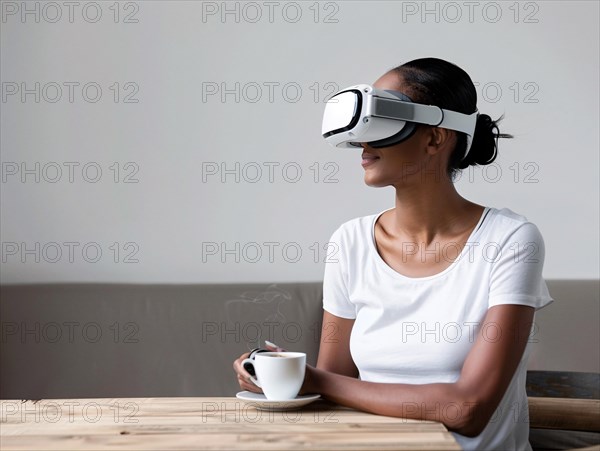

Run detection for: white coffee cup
[[241, 352, 306, 401]]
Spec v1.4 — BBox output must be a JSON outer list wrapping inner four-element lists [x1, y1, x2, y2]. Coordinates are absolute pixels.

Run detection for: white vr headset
[[322, 84, 478, 159]]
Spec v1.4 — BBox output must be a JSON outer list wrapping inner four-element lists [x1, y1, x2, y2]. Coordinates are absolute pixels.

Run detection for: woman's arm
[[316, 310, 359, 378], [302, 304, 535, 437]]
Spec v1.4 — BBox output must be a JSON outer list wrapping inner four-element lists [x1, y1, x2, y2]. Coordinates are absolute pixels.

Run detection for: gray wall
[[1, 1, 599, 283]]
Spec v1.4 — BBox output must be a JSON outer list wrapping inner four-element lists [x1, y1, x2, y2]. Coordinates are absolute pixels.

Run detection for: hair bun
[[459, 114, 513, 169]]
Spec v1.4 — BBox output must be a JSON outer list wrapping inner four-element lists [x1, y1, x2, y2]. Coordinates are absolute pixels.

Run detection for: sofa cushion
[[0, 283, 323, 398]]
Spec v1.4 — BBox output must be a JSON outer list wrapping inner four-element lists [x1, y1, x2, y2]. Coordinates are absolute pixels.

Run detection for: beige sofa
[[1, 280, 598, 399]]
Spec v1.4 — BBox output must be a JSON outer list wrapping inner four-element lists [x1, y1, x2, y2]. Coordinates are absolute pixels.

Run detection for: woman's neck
[[388, 181, 481, 245]]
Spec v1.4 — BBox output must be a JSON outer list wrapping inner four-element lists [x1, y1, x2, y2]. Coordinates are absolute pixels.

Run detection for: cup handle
[[241, 358, 261, 387]]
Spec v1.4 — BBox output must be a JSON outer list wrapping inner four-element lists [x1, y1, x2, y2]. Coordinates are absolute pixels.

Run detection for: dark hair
[[391, 57, 513, 178]]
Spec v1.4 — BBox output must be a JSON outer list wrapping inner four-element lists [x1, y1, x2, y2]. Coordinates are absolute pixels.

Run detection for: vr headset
[[322, 84, 478, 159]]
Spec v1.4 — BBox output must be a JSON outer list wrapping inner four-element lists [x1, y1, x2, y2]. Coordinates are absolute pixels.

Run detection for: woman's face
[[360, 71, 454, 188]]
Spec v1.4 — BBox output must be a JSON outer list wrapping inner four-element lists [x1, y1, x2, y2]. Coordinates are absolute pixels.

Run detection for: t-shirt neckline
[[370, 206, 492, 281]]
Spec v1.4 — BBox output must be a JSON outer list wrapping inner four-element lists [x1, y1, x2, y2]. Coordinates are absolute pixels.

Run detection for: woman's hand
[[232, 350, 262, 394], [232, 341, 285, 393], [233, 342, 318, 397], [298, 364, 318, 396]]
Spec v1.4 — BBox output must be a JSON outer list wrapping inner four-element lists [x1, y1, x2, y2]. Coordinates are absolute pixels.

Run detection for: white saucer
[[236, 391, 321, 411]]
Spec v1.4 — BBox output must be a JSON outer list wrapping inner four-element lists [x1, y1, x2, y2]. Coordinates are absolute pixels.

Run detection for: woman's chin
[[363, 174, 388, 188]]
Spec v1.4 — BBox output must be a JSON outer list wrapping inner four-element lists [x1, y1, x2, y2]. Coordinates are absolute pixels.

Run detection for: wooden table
[[1, 397, 461, 450]]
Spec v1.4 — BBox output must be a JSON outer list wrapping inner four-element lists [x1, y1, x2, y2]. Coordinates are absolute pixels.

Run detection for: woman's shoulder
[[483, 206, 545, 244], [489, 206, 529, 223], [330, 208, 389, 236], [325, 210, 387, 253]]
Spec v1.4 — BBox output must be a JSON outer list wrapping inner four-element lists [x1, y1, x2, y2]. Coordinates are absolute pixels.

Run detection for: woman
[[233, 57, 553, 450]]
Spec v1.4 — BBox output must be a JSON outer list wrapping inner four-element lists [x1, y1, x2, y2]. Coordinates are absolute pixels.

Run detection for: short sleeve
[[322, 225, 356, 319], [488, 222, 554, 311]]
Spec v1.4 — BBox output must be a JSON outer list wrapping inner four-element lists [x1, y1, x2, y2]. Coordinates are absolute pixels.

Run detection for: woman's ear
[[424, 127, 455, 156]]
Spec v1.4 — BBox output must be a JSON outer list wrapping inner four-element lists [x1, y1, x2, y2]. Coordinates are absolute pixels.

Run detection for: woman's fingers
[[237, 371, 262, 393], [237, 374, 262, 393], [233, 352, 253, 380], [264, 340, 286, 352], [233, 351, 263, 393]]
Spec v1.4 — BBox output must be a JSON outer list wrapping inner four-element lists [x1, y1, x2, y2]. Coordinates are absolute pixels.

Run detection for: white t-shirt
[[322, 206, 554, 451]]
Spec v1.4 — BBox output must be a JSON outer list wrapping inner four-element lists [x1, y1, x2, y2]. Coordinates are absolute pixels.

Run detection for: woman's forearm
[[308, 366, 486, 436]]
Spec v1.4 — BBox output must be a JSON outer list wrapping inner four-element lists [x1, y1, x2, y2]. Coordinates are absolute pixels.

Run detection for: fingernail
[[265, 340, 278, 348]]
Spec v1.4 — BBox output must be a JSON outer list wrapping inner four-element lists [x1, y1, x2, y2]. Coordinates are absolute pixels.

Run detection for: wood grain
[[528, 397, 600, 432], [0, 397, 461, 450]]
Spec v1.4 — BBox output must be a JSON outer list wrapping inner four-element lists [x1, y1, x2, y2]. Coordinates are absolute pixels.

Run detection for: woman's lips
[[361, 154, 380, 167]]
